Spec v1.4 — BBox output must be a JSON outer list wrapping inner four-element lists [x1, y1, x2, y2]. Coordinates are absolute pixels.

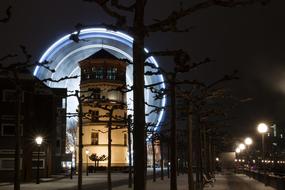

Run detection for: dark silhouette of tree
[[89, 153, 107, 172], [70, 1, 272, 189]]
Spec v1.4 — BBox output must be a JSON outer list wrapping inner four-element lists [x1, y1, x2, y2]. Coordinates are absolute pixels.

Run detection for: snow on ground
[[113, 173, 276, 190], [0, 172, 276, 190]]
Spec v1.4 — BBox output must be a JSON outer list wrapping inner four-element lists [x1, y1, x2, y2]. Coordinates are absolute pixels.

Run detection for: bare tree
[[70, 1, 272, 190]]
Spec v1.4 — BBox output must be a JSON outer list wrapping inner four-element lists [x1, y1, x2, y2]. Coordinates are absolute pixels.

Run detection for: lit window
[[32, 159, 45, 169], [106, 67, 117, 80], [93, 67, 104, 79]]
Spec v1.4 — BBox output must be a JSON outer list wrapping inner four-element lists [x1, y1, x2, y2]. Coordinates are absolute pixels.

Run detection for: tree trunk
[[14, 84, 21, 190], [133, 0, 146, 189], [198, 122, 204, 190], [160, 139, 164, 180], [77, 93, 83, 190], [107, 109, 113, 190], [170, 74, 177, 190], [152, 137, 156, 182], [208, 137, 213, 173], [187, 105, 194, 190], [167, 142, 170, 179], [127, 115, 133, 188], [202, 125, 207, 174]]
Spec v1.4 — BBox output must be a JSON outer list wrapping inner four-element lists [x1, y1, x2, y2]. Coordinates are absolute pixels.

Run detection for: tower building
[[78, 49, 128, 169]]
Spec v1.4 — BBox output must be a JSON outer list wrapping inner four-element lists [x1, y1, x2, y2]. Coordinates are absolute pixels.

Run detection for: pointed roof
[[83, 49, 120, 61]]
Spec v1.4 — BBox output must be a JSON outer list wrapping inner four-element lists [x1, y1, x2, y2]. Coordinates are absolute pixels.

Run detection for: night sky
[[1, 0, 285, 139]]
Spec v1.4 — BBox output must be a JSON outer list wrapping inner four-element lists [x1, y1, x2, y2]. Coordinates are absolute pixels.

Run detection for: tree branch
[[0, 6, 12, 23], [146, 0, 270, 33]]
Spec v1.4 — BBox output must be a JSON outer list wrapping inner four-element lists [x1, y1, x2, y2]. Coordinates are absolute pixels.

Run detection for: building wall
[[0, 76, 67, 182], [77, 55, 129, 169]]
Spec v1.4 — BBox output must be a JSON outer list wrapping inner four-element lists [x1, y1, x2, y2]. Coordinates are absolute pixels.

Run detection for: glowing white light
[[70, 146, 75, 152], [244, 137, 253, 146], [257, 123, 268, 133], [216, 157, 219, 162], [239, 143, 246, 150], [235, 148, 241, 153], [35, 136, 43, 145], [85, 149, 90, 155]]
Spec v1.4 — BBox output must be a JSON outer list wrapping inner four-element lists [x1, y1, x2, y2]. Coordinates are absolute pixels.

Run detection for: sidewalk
[[0, 172, 276, 190]]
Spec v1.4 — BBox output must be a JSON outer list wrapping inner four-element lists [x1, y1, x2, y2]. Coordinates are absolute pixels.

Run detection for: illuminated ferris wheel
[[34, 28, 166, 130]]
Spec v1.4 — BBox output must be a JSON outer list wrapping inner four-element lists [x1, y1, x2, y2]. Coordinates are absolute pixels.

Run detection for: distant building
[[78, 49, 128, 169], [0, 72, 67, 182]]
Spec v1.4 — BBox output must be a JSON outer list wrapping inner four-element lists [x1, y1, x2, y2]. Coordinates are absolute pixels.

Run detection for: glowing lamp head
[[85, 150, 90, 155], [216, 157, 219, 162], [239, 143, 246, 150], [35, 136, 43, 145], [257, 123, 268, 134], [235, 148, 241, 153], [244, 137, 253, 146]]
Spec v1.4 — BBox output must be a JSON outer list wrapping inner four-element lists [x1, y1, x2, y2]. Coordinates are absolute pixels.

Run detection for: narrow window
[[91, 110, 99, 122], [124, 134, 127, 146], [91, 132, 99, 145]]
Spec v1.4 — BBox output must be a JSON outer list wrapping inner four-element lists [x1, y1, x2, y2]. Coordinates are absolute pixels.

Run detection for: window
[[106, 67, 117, 80], [91, 132, 99, 145], [2, 90, 24, 102], [32, 159, 45, 169], [93, 67, 104, 79], [1, 123, 23, 136], [124, 134, 127, 146], [91, 110, 99, 122], [2, 90, 17, 102], [0, 158, 22, 170]]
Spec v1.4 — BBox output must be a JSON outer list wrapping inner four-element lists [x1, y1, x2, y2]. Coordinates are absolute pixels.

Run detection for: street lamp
[[257, 123, 268, 160], [235, 148, 241, 154], [244, 137, 253, 146], [244, 137, 253, 169], [239, 143, 246, 151], [85, 149, 90, 176], [35, 136, 43, 184], [235, 147, 241, 160]]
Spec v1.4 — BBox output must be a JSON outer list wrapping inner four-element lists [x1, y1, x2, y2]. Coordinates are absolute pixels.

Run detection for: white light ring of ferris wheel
[[33, 28, 166, 129]]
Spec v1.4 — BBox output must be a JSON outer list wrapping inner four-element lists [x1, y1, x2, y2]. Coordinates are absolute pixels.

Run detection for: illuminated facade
[[78, 49, 128, 168], [34, 28, 166, 132]]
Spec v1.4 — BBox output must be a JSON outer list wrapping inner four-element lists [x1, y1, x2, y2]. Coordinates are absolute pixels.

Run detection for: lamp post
[[70, 146, 75, 179], [239, 143, 246, 152], [85, 150, 89, 176], [244, 137, 253, 171], [257, 123, 268, 160], [35, 136, 43, 184]]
